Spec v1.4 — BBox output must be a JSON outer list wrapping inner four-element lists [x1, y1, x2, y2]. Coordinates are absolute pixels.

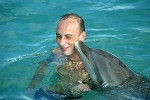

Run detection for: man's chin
[[61, 51, 70, 56]]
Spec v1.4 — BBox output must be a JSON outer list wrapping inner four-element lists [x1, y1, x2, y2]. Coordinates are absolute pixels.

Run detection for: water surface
[[0, 0, 150, 99]]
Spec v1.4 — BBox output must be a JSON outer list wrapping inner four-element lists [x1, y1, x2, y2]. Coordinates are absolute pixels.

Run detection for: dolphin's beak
[[75, 41, 98, 85]]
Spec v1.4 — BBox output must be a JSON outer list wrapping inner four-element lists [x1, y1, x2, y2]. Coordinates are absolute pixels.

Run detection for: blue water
[[0, 0, 150, 99]]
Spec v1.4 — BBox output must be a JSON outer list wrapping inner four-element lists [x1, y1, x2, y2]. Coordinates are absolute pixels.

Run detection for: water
[[0, 0, 150, 99]]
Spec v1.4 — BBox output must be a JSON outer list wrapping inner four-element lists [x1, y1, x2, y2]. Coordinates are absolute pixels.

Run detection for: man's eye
[[66, 36, 72, 40], [56, 35, 61, 39]]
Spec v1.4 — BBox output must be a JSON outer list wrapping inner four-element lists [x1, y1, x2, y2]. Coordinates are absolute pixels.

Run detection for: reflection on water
[[0, 0, 150, 99]]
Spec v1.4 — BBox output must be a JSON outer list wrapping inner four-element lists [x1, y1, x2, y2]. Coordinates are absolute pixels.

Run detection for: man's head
[[56, 13, 86, 60]]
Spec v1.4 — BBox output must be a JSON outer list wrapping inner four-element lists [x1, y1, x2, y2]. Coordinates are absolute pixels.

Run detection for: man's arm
[[28, 60, 48, 89], [28, 47, 63, 89]]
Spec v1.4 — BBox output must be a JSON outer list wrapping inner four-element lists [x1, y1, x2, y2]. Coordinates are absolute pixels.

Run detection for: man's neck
[[67, 52, 80, 61]]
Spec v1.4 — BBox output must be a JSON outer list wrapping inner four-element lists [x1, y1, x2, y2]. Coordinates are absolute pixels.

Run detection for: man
[[50, 13, 94, 96], [28, 13, 94, 99]]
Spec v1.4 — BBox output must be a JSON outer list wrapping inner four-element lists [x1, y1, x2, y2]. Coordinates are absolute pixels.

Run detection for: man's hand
[[72, 81, 91, 93]]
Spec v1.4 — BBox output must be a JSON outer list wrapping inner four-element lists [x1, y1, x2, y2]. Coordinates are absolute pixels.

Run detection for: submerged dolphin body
[[75, 41, 142, 87]]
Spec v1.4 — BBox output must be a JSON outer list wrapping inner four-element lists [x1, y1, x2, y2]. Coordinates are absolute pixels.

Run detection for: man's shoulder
[[51, 47, 62, 56], [50, 47, 64, 59], [48, 47, 66, 66]]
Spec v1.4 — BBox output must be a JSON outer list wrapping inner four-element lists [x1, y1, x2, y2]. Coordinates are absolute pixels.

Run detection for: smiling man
[[48, 13, 94, 98], [29, 13, 94, 99]]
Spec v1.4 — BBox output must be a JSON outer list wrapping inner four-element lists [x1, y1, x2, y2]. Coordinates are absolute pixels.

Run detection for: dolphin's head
[[75, 41, 137, 87]]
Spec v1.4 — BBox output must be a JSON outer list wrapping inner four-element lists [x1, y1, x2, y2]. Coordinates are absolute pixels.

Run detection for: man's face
[[56, 18, 84, 56]]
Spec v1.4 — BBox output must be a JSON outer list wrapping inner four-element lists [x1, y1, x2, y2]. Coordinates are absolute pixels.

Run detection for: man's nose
[[59, 37, 66, 46]]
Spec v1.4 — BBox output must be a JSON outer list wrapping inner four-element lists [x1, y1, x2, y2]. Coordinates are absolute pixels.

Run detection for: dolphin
[[74, 41, 143, 87]]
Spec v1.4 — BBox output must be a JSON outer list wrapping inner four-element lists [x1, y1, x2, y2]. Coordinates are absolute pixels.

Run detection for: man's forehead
[[56, 17, 81, 35], [57, 18, 79, 29]]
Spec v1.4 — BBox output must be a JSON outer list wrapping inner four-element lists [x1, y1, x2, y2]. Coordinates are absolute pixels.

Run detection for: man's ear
[[79, 31, 86, 41]]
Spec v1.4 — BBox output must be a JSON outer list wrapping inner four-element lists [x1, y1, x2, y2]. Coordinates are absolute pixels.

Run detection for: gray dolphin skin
[[75, 41, 142, 87]]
